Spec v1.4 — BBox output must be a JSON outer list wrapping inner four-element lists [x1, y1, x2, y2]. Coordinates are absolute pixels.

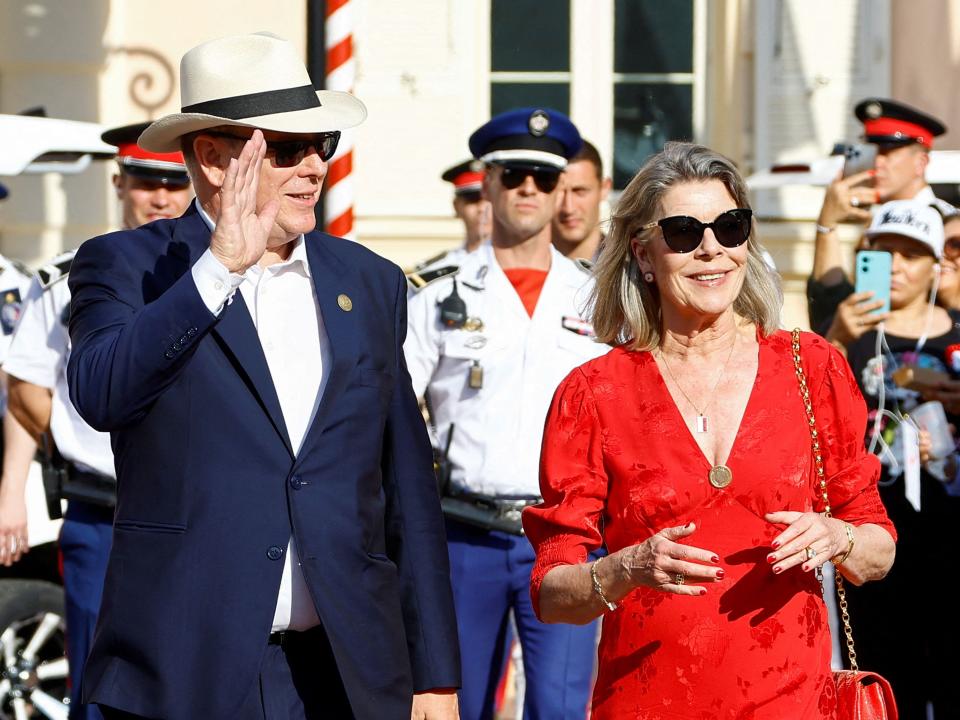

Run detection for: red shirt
[[503, 268, 549, 317]]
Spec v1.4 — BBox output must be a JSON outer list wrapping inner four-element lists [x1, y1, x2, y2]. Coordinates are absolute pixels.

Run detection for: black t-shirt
[[845, 312, 960, 511], [806, 275, 854, 336]]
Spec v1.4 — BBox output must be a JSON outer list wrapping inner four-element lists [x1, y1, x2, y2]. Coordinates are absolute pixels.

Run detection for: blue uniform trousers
[[446, 520, 596, 720], [60, 501, 113, 720]]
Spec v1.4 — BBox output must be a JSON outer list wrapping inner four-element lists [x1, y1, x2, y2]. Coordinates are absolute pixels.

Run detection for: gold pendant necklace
[[708, 465, 733, 489], [658, 333, 738, 435], [659, 333, 740, 490]]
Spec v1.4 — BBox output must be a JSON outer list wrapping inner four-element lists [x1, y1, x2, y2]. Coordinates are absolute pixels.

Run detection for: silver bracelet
[[590, 556, 618, 612], [815, 223, 836, 234]]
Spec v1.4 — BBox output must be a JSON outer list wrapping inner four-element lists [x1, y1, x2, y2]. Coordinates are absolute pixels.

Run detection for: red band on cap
[[116, 142, 186, 164], [453, 170, 484, 189], [863, 118, 934, 148]]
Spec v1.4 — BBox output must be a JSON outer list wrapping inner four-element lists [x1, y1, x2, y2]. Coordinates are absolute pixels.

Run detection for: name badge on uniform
[[561, 316, 595, 338]]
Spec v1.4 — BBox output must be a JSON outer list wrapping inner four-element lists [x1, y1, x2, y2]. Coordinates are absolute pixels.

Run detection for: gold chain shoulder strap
[[791, 328, 859, 672]]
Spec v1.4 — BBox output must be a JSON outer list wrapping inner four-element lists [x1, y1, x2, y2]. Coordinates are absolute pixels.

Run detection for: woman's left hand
[[764, 511, 846, 574]]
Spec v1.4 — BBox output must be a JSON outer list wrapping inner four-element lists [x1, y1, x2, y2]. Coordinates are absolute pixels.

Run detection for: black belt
[[441, 493, 540, 536], [268, 626, 322, 648], [62, 465, 117, 508]]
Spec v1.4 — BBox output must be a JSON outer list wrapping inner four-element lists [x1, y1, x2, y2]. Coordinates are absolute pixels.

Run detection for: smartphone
[[842, 143, 878, 179], [855, 250, 892, 315]]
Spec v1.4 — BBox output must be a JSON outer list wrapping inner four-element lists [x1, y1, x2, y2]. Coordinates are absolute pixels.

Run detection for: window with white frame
[[489, 0, 701, 189]]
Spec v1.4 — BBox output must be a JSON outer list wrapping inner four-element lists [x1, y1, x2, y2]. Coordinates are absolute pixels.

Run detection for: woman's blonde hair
[[590, 141, 782, 350]]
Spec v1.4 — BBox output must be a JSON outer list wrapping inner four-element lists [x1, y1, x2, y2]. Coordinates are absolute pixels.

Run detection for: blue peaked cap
[[469, 107, 582, 170]]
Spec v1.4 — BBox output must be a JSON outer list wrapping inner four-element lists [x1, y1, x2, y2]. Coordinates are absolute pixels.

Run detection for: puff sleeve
[[806, 334, 896, 540], [523, 367, 608, 618]]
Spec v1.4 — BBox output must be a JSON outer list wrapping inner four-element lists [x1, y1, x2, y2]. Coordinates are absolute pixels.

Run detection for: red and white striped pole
[[324, 0, 356, 240]]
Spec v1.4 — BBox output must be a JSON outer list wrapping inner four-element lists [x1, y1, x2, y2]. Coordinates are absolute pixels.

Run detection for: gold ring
[[675, 572, 685, 586], [805, 546, 817, 561]]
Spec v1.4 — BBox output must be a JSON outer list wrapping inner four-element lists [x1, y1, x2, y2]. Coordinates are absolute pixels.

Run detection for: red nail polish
[[711, 555, 719, 564], [773, 566, 782, 574], [699, 588, 707, 596], [772, 540, 781, 549], [716, 569, 725, 580], [767, 554, 776, 564]]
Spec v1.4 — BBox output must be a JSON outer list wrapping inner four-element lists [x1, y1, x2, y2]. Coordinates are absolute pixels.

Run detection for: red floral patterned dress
[[525, 330, 896, 720]]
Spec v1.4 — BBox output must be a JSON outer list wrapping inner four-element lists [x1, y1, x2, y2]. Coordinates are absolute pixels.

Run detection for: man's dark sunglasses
[[204, 130, 341, 166], [498, 165, 561, 193], [642, 208, 753, 253]]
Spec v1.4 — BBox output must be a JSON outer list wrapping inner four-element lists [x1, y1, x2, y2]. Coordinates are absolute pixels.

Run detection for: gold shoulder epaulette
[[406, 264, 459, 291]]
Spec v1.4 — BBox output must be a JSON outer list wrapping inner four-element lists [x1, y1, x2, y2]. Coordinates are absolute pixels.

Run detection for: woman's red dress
[[525, 330, 896, 720]]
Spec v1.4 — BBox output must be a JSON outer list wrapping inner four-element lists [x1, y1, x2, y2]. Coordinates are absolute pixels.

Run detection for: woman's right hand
[[825, 291, 890, 349], [618, 522, 722, 597]]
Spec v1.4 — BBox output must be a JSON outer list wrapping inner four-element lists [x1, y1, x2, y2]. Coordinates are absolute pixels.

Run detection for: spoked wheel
[[0, 581, 69, 720]]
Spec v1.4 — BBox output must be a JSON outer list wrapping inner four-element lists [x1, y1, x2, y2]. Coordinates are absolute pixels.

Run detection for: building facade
[[1, 0, 958, 328]]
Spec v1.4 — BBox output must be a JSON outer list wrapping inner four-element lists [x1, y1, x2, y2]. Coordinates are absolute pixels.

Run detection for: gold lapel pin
[[337, 294, 353, 312]]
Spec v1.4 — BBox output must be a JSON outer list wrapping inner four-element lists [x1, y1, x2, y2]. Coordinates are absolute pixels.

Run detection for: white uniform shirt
[[404, 243, 609, 498], [3, 251, 115, 477], [192, 202, 329, 632], [0, 254, 36, 415]]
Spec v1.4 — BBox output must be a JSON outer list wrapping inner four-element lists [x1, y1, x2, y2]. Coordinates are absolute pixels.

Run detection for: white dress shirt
[[192, 201, 330, 631]]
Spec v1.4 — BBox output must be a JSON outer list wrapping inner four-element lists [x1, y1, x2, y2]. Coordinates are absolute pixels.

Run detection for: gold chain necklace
[[658, 332, 738, 435]]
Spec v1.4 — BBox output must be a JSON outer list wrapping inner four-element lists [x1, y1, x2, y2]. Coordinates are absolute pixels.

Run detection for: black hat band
[[182, 84, 321, 119]]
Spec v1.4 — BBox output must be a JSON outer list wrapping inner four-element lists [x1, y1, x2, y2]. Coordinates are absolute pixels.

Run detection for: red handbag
[[791, 330, 898, 720]]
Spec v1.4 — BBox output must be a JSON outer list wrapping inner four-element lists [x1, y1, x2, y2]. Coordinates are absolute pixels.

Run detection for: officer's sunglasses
[[204, 130, 341, 166], [498, 166, 561, 194], [641, 208, 753, 254]]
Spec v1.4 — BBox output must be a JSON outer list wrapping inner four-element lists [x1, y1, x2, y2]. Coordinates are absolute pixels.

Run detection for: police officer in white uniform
[[1, 121, 192, 720], [405, 108, 609, 720], [0, 184, 36, 568]]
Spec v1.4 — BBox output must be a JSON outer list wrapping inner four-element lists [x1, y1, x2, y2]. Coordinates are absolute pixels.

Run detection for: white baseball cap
[[865, 200, 945, 259]]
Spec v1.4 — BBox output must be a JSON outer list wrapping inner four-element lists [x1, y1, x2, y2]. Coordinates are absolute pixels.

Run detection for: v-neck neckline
[[646, 329, 764, 471]]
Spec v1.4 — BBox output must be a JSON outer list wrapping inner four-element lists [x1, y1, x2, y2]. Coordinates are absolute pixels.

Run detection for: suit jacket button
[[289, 475, 303, 490], [266, 545, 284, 561]]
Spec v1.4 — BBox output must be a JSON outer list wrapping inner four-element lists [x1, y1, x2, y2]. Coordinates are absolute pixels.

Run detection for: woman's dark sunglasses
[[205, 130, 341, 166], [498, 166, 561, 193], [642, 208, 753, 253]]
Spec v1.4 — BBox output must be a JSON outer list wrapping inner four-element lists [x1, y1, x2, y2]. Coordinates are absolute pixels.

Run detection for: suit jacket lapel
[[296, 234, 359, 460], [174, 210, 293, 454], [211, 295, 292, 455]]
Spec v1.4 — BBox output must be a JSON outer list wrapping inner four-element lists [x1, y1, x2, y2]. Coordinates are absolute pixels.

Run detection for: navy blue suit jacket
[[67, 206, 460, 719]]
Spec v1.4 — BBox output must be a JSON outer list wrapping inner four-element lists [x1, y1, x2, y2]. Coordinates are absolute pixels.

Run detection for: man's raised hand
[[210, 130, 281, 273]]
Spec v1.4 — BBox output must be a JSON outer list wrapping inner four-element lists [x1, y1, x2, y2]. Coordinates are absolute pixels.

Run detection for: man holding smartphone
[[807, 98, 951, 338]]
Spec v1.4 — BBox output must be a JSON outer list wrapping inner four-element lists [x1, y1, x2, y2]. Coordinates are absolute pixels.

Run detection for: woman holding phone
[[837, 199, 960, 719]]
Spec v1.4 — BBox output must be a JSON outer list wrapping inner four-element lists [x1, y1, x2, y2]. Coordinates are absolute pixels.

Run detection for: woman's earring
[[643, 272, 655, 283]]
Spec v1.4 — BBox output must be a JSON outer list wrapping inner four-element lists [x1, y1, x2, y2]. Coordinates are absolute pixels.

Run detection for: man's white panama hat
[[139, 32, 367, 153]]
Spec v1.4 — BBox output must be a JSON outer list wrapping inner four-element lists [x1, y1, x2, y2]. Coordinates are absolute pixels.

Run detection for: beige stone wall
[[0, 0, 306, 266], [891, 0, 960, 151]]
